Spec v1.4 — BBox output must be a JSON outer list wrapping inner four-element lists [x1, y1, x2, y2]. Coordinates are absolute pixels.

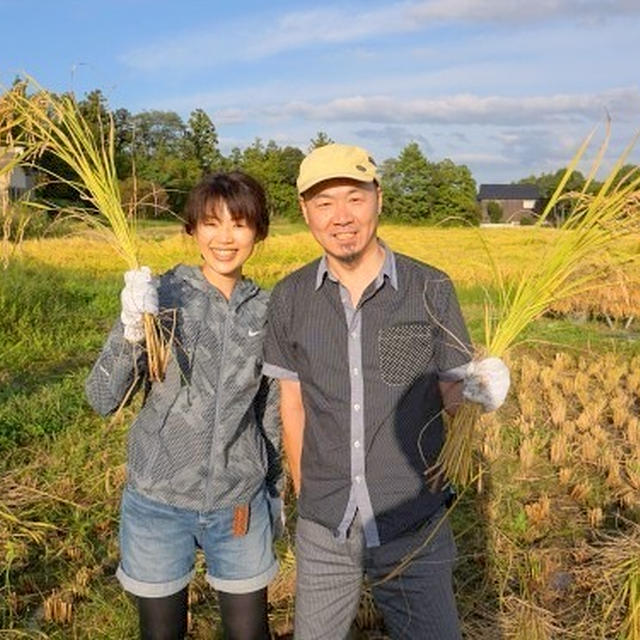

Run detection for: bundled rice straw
[[431, 124, 640, 488], [592, 520, 640, 640], [6, 78, 169, 380]]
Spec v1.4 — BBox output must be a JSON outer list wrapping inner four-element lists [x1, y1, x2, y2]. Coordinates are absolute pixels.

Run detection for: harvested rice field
[[1, 223, 639, 638]]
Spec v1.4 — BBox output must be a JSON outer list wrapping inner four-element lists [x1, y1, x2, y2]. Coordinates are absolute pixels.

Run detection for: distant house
[[478, 183, 541, 224], [0, 146, 35, 203]]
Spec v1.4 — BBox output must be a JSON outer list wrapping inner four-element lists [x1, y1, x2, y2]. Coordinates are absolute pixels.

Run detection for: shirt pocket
[[378, 322, 434, 385]]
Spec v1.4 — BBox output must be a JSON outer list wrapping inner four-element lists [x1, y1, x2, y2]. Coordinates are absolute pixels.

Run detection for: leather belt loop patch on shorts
[[232, 504, 250, 537]]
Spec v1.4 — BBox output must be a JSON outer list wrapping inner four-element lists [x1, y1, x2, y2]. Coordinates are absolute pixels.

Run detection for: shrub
[[487, 200, 503, 223]]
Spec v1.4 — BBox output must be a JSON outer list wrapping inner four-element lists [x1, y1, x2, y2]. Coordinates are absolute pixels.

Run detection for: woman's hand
[[120, 266, 159, 343]]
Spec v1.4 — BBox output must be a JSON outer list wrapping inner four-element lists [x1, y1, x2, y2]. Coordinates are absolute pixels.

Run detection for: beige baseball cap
[[297, 143, 379, 194]]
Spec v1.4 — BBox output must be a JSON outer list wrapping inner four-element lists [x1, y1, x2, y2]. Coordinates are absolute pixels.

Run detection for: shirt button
[[355, 475, 362, 483], [353, 404, 360, 412], [353, 440, 361, 448], [353, 367, 359, 375]]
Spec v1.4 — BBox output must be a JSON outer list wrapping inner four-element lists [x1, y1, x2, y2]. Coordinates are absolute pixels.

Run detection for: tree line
[[21, 87, 639, 226], [25, 89, 479, 224]]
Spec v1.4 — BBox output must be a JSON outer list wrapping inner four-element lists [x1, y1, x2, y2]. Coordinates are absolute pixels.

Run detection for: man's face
[[300, 178, 382, 265]]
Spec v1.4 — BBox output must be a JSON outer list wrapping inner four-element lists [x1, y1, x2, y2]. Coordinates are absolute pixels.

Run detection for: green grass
[[0, 261, 121, 449]]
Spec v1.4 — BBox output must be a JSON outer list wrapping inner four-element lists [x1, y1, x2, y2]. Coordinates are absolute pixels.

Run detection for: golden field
[[19, 223, 640, 323], [1, 223, 640, 639]]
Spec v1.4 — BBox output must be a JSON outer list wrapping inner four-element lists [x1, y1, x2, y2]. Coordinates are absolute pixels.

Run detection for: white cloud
[[120, 0, 640, 72], [145, 86, 640, 134], [267, 87, 640, 126], [120, 5, 412, 71], [409, 0, 640, 25]]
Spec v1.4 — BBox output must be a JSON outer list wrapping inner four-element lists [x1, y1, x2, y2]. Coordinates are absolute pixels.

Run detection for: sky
[[2, 0, 640, 185]]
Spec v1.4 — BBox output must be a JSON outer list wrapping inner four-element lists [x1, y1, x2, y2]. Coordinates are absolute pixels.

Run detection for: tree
[[380, 142, 433, 221], [227, 147, 243, 169], [308, 131, 333, 151], [187, 108, 221, 175], [611, 163, 639, 189], [279, 146, 305, 187], [77, 89, 109, 145], [137, 149, 201, 215], [113, 107, 134, 178], [518, 168, 587, 225], [380, 144, 478, 224], [431, 159, 478, 225], [487, 200, 503, 223], [128, 111, 196, 213], [239, 139, 301, 219], [131, 110, 188, 160]]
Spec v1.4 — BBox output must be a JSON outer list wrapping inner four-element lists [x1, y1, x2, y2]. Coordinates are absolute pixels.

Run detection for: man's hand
[[462, 357, 510, 412], [120, 266, 159, 343]]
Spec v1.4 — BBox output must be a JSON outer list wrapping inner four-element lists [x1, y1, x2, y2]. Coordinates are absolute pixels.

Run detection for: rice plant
[[433, 124, 640, 488], [5, 78, 170, 380]]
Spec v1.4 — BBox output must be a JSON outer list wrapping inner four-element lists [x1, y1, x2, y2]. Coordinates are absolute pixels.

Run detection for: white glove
[[120, 266, 159, 343], [462, 357, 510, 412], [267, 494, 285, 540]]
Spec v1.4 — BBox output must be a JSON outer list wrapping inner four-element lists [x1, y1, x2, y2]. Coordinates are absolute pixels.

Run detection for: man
[[263, 143, 509, 639]]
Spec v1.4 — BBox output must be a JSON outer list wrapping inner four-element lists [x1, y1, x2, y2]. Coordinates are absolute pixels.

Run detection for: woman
[[86, 171, 281, 640]]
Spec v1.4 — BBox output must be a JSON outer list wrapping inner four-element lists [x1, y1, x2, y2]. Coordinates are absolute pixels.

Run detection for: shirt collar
[[314, 241, 398, 291]]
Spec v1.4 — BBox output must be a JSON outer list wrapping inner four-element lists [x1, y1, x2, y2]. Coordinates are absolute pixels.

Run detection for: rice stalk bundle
[[432, 124, 640, 488], [6, 78, 169, 380]]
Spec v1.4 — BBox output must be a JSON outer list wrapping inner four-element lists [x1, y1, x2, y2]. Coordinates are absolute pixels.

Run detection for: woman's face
[[194, 202, 257, 289]]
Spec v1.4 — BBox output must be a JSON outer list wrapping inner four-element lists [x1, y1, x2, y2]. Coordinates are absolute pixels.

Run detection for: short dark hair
[[183, 171, 269, 241]]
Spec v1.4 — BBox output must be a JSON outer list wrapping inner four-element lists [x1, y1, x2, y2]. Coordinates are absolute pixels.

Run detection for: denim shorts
[[116, 486, 278, 598]]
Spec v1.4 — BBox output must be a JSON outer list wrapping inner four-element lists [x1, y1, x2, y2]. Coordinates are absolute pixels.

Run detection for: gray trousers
[[294, 509, 462, 640]]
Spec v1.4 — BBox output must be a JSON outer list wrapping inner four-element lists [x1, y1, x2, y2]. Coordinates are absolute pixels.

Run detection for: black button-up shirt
[[264, 245, 471, 546]]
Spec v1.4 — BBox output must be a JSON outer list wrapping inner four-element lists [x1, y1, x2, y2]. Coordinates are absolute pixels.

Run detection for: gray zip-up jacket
[[85, 264, 281, 511]]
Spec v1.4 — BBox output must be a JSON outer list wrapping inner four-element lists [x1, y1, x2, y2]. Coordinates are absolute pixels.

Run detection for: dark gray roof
[[478, 184, 540, 200]]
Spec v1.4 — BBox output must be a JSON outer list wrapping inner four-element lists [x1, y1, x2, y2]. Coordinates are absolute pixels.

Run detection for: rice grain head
[[570, 480, 592, 505], [627, 416, 640, 446], [520, 437, 537, 472], [588, 507, 604, 528], [548, 390, 567, 427], [550, 433, 569, 465], [559, 467, 573, 486]]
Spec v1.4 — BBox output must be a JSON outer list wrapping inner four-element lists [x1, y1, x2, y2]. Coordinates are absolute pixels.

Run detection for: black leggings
[[136, 587, 270, 640]]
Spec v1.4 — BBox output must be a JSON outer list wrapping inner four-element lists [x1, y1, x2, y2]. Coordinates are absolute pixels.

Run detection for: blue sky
[[2, 0, 640, 184]]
